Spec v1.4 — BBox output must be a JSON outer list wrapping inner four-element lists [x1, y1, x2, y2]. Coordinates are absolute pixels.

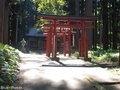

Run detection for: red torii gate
[[43, 26, 75, 57], [40, 14, 98, 59]]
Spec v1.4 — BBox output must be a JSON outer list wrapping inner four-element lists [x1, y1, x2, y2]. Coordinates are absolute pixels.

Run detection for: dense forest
[[1, 0, 120, 50], [1, 0, 120, 88]]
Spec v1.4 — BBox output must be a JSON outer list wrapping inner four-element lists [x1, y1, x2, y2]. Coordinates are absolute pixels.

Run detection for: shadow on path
[[18, 54, 120, 90]]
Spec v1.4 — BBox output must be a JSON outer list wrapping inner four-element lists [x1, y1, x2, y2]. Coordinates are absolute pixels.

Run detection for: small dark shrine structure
[[26, 28, 46, 50], [40, 14, 98, 58]]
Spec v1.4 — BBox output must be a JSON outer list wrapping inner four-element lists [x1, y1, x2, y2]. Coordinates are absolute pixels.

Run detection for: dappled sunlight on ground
[[22, 68, 93, 90], [18, 53, 120, 90]]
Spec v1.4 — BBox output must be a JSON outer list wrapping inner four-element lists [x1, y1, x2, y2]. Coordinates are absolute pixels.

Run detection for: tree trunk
[[85, 0, 93, 50], [11, 14, 17, 46], [112, 0, 117, 49], [3, 3, 9, 44], [102, 0, 108, 50], [0, 0, 5, 43], [75, 0, 80, 47]]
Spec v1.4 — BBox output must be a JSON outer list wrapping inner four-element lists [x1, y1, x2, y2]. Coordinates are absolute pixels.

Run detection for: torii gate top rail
[[40, 14, 98, 58], [40, 14, 98, 22]]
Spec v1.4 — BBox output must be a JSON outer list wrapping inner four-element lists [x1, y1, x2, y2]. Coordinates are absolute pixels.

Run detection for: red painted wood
[[46, 33, 49, 56], [52, 35, 57, 58], [48, 28, 52, 57], [79, 39, 81, 56], [63, 33, 66, 56], [43, 24, 94, 28], [40, 14, 98, 21], [68, 30, 71, 56], [43, 32, 75, 36], [85, 37, 88, 57], [40, 15, 98, 58], [51, 20, 57, 58]]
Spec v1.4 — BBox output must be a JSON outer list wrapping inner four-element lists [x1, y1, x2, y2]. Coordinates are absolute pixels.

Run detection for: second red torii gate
[[43, 27, 74, 57], [40, 14, 98, 58]]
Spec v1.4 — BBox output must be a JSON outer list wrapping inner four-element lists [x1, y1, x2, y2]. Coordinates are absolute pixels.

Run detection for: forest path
[[18, 53, 120, 90]]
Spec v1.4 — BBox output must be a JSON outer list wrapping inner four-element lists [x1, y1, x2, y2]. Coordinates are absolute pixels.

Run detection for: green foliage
[[32, 0, 68, 27], [72, 51, 79, 58], [33, 0, 67, 15], [0, 43, 20, 86], [88, 49, 119, 62], [70, 51, 79, 59]]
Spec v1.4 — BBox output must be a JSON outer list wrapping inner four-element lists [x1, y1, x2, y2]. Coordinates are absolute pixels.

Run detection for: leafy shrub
[[0, 43, 20, 86], [88, 49, 119, 63], [71, 51, 79, 58]]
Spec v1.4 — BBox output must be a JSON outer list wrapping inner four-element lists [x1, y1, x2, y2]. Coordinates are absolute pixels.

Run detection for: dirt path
[[17, 53, 120, 90]]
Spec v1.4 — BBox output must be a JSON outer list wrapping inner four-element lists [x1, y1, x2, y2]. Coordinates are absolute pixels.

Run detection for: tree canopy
[[32, 0, 67, 15], [31, 0, 68, 27]]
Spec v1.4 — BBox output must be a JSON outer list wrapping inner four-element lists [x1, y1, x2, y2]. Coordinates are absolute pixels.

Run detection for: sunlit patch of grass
[[88, 49, 119, 64], [69, 51, 79, 59]]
